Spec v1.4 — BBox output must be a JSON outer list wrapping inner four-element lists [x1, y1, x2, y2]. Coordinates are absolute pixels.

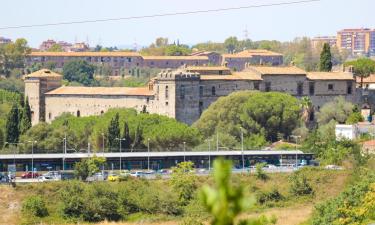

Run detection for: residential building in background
[[0, 36, 11, 45], [311, 36, 337, 48], [337, 28, 375, 56], [25, 66, 355, 125], [70, 42, 89, 52], [39, 39, 57, 51], [57, 41, 73, 52]]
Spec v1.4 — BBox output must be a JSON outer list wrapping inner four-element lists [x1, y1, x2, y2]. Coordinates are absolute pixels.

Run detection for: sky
[[0, 0, 374, 48]]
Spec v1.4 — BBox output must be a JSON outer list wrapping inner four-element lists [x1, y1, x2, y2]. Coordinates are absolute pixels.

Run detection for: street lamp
[[240, 127, 245, 173], [27, 140, 37, 179], [101, 133, 105, 173], [290, 135, 301, 166], [183, 141, 186, 162], [147, 138, 150, 171], [115, 138, 126, 171], [206, 139, 212, 171], [62, 134, 67, 171], [5, 142, 23, 176]]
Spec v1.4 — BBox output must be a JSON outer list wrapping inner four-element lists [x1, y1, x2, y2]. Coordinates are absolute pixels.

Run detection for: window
[[297, 82, 303, 95], [219, 70, 223, 75], [77, 110, 80, 117], [165, 102, 169, 106], [309, 82, 315, 95], [48, 113, 51, 120], [127, 57, 132, 63], [211, 86, 216, 96], [347, 82, 352, 94], [199, 86, 204, 97], [157, 85, 160, 100], [146, 97, 150, 103], [254, 82, 260, 90], [265, 82, 271, 92], [100, 110, 104, 115], [165, 85, 169, 99], [180, 85, 185, 99], [199, 101, 203, 115], [328, 84, 334, 91]]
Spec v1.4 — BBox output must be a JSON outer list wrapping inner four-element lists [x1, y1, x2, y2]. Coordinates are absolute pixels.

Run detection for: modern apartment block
[[311, 36, 337, 48], [0, 36, 12, 45], [337, 28, 375, 56]]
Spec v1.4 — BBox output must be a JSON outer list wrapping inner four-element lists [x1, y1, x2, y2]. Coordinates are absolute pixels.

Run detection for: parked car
[[130, 171, 144, 178], [108, 173, 119, 182], [0, 173, 9, 183], [21, 172, 40, 179], [38, 171, 60, 182], [325, 165, 343, 170]]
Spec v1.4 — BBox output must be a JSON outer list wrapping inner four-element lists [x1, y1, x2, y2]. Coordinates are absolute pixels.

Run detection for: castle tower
[[153, 69, 201, 124], [24, 69, 62, 126]]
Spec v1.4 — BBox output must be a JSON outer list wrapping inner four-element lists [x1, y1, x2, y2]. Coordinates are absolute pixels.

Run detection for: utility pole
[[102, 133, 105, 173], [116, 138, 126, 171], [147, 138, 150, 171], [183, 141, 186, 162], [241, 127, 245, 173], [28, 141, 37, 178]]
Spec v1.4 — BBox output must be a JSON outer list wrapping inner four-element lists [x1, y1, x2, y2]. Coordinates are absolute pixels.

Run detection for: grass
[[0, 168, 350, 225]]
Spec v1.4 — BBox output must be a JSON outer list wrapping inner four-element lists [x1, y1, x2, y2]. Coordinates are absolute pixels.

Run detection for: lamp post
[[5, 142, 22, 176], [27, 141, 37, 178], [183, 141, 186, 162], [240, 127, 245, 173], [147, 138, 150, 171], [290, 135, 301, 167], [115, 138, 126, 171], [207, 139, 212, 171], [101, 133, 105, 173], [62, 135, 67, 171]]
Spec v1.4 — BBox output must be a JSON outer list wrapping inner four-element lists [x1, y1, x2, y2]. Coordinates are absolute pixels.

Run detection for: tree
[[316, 96, 354, 125], [224, 36, 239, 53], [345, 58, 375, 87], [73, 156, 106, 180], [107, 113, 120, 150], [300, 96, 313, 125], [62, 60, 96, 86], [155, 37, 169, 47], [255, 163, 268, 181], [165, 45, 191, 56], [0, 38, 31, 77], [0, 129, 4, 149], [122, 121, 132, 149], [319, 43, 332, 72], [5, 103, 20, 143], [20, 97, 32, 134], [170, 161, 197, 206], [131, 123, 142, 150], [47, 43, 63, 52], [346, 112, 364, 124]]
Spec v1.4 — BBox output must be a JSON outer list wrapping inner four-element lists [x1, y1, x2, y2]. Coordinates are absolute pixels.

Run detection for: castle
[[24, 66, 356, 126]]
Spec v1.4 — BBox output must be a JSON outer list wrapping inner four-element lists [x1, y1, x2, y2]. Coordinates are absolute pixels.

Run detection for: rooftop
[[142, 55, 209, 60], [186, 66, 230, 71], [222, 49, 283, 58], [24, 69, 62, 79], [356, 74, 375, 83], [46, 86, 153, 96], [307, 72, 354, 80], [200, 72, 262, 81], [29, 51, 141, 57], [249, 66, 306, 75]]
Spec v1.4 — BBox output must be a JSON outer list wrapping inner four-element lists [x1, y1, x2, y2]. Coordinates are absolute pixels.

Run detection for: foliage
[[194, 91, 300, 145], [289, 171, 313, 196], [224, 36, 239, 53], [5, 103, 20, 143], [346, 112, 364, 125], [200, 159, 246, 225], [22, 195, 49, 217], [107, 113, 120, 150], [239, 215, 277, 225], [316, 96, 354, 125], [255, 163, 268, 181], [62, 60, 96, 86], [47, 43, 63, 52], [170, 161, 198, 206], [0, 38, 31, 77], [319, 43, 332, 72], [0, 77, 24, 93], [345, 58, 375, 86], [256, 188, 284, 205], [19, 97, 32, 134], [165, 44, 191, 56], [73, 156, 106, 180]]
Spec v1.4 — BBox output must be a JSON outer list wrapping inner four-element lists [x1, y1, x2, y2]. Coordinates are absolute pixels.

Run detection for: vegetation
[[319, 43, 332, 72], [170, 161, 198, 206], [22, 195, 49, 217], [62, 60, 96, 86], [73, 156, 106, 180], [0, 38, 31, 77], [345, 58, 375, 87], [194, 91, 300, 149], [140, 37, 191, 56]]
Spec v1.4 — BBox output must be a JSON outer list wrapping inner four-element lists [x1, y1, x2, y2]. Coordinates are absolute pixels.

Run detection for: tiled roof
[[362, 140, 375, 146], [222, 49, 283, 58], [307, 72, 354, 80], [249, 66, 306, 75], [29, 51, 141, 57], [200, 72, 262, 81], [46, 86, 153, 96], [24, 69, 62, 78], [186, 66, 230, 71], [142, 56, 209, 60], [356, 74, 375, 83]]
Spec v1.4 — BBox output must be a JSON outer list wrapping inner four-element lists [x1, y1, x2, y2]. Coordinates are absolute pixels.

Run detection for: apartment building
[[311, 36, 337, 48], [337, 28, 375, 56]]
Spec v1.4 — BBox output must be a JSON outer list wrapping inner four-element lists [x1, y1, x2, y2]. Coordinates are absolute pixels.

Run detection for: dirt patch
[[0, 185, 25, 225]]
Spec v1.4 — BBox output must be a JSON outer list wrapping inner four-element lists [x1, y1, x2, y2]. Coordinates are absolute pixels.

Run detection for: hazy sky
[[0, 0, 374, 48]]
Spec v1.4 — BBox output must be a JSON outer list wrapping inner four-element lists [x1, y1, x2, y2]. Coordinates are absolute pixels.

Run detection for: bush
[[22, 195, 48, 217], [256, 188, 284, 205], [289, 172, 313, 196], [255, 163, 268, 181]]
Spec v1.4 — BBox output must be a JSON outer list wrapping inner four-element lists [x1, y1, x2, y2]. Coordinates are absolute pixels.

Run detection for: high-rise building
[[311, 36, 337, 48], [39, 39, 57, 51], [337, 28, 375, 56]]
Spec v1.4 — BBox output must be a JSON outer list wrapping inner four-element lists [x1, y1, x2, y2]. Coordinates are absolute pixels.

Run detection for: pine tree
[[122, 121, 132, 149], [319, 43, 332, 72], [0, 129, 4, 149], [6, 103, 20, 144], [20, 97, 32, 134], [107, 113, 120, 150]]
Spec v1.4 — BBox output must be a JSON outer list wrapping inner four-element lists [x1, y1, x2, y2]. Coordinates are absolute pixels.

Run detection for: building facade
[[311, 36, 337, 48], [25, 66, 356, 126], [337, 28, 375, 56]]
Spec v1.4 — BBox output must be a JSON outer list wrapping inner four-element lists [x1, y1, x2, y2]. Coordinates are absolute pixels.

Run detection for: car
[[21, 172, 40, 179], [130, 171, 144, 178], [108, 173, 119, 182], [0, 173, 9, 183], [325, 165, 343, 170]]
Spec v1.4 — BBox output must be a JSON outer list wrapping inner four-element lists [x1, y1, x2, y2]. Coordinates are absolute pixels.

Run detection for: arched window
[[211, 86, 216, 96], [165, 85, 169, 99], [100, 110, 104, 115], [77, 110, 80, 117]]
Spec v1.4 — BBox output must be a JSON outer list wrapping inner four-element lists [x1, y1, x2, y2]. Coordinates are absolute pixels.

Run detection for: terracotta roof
[[29, 51, 141, 57], [249, 66, 306, 75], [142, 56, 208, 60], [356, 74, 375, 83], [186, 66, 230, 71], [200, 72, 262, 81], [46, 86, 153, 96], [222, 49, 283, 58], [362, 140, 375, 146], [307, 72, 354, 80], [24, 69, 62, 78]]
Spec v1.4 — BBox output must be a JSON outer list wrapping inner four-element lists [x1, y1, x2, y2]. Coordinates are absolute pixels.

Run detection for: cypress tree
[[122, 121, 132, 149], [319, 43, 332, 72], [20, 97, 32, 134], [132, 123, 142, 151], [107, 113, 120, 151], [0, 129, 4, 149], [6, 103, 20, 144]]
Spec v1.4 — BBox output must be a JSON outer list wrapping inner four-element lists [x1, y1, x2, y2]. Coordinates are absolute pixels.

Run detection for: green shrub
[[22, 195, 48, 217], [289, 172, 313, 196], [256, 188, 284, 205], [255, 163, 268, 181]]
